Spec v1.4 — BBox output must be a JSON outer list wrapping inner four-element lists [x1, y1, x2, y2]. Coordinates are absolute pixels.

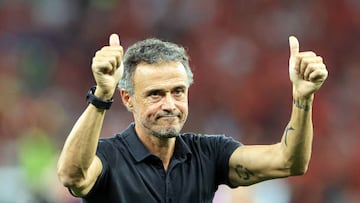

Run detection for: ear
[[120, 89, 134, 112]]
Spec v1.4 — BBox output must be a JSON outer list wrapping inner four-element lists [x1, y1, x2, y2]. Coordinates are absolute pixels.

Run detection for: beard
[[141, 110, 185, 139], [147, 125, 180, 138]]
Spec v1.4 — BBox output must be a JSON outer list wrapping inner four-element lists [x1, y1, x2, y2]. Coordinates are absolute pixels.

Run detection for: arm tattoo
[[284, 126, 295, 146], [235, 164, 254, 180], [293, 99, 311, 111]]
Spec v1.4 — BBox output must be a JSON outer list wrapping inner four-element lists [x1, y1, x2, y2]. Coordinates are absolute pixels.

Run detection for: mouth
[[159, 115, 177, 118], [156, 114, 181, 123], [156, 112, 180, 120], [157, 115, 177, 120]]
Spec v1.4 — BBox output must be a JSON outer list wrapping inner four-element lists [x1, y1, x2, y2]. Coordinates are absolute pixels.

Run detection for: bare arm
[[228, 36, 328, 187], [57, 34, 124, 196], [57, 105, 106, 196], [228, 96, 313, 186]]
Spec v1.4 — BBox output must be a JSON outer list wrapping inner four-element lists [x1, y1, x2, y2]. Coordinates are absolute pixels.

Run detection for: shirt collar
[[173, 135, 192, 161], [120, 123, 152, 162], [120, 123, 192, 163]]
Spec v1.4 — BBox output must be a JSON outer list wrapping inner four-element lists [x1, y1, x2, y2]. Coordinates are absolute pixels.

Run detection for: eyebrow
[[143, 85, 187, 96]]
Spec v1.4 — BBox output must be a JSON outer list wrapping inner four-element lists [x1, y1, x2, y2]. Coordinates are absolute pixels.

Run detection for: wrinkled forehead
[[133, 62, 189, 92]]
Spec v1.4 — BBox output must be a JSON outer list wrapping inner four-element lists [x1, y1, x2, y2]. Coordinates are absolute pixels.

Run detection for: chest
[[107, 154, 217, 203]]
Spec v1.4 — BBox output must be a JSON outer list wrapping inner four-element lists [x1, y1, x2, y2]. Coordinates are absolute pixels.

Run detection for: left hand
[[288, 36, 328, 99]]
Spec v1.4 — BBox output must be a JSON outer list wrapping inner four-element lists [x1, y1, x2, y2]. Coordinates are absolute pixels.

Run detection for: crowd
[[0, 0, 359, 202]]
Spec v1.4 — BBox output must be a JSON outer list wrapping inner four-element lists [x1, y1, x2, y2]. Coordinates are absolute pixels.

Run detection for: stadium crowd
[[0, 0, 359, 202]]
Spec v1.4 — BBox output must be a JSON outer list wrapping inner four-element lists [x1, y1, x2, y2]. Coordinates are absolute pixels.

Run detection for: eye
[[172, 87, 185, 97], [150, 90, 160, 96], [147, 90, 163, 100]]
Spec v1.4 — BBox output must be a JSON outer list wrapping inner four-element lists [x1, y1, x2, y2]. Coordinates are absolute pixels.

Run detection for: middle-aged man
[[57, 33, 328, 203]]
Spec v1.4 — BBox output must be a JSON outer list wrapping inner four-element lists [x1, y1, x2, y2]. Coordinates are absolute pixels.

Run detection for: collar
[[119, 123, 192, 163], [173, 135, 193, 161]]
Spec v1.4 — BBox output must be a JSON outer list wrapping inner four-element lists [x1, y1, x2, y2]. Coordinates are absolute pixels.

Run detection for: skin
[[57, 34, 328, 196], [121, 61, 190, 169], [229, 36, 328, 186]]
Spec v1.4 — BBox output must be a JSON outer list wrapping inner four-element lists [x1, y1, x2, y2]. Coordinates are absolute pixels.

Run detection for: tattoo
[[293, 99, 311, 111], [235, 164, 254, 180], [284, 126, 295, 146]]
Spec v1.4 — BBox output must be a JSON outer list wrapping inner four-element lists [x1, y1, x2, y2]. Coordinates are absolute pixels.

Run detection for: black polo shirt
[[82, 123, 242, 203]]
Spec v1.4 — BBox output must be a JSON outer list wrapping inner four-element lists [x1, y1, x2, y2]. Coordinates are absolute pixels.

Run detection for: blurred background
[[0, 0, 359, 202]]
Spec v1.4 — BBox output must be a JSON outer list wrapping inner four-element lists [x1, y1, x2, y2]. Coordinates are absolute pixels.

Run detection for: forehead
[[133, 62, 189, 92]]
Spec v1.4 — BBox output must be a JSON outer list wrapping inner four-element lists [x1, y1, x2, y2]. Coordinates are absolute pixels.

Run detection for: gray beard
[[150, 129, 179, 139], [142, 122, 180, 139]]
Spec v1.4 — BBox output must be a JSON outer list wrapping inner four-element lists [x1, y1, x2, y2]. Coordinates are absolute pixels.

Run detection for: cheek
[[138, 104, 159, 119], [177, 102, 189, 116], [136, 100, 189, 119]]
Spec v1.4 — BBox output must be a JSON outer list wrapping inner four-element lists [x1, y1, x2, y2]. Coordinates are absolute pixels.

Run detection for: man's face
[[129, 61, 189, 139]]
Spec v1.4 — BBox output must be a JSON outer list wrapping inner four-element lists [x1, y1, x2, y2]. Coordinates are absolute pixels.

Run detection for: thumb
[[289, 36, 299, 57], [109, 33, 120, 46]]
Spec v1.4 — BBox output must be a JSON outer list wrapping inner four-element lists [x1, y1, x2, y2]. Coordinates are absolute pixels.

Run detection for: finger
[[95, 50, 120, 59], [289, 36, 299, 57], [309, 66, 328, 83], [102, 42, 123, 69], [96, 48, 123, 69], [114, 61, 124, 82], [100, 46, 123, 52], [92, 60, 113, 74], [113, 47, 123, 69], [94, 52, 118, 69], [303, 63, 321, 81], [109, 33, 120, 47], [299, 52, 318, 76], [297, 51, 317, 58]]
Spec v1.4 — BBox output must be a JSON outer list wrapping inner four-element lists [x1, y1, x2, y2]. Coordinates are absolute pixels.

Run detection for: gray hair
[[118, 38, 193, 95]]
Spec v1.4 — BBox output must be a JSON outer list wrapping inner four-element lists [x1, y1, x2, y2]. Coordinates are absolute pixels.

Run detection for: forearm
[[228, 96, 314, 186], [281, 95, 314, 175], [57, 104, 105, 184]]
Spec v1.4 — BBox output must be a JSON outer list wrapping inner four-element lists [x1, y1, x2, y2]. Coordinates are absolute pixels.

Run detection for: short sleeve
[[213, 135, 242, 187], [82, 139, 112, 199]]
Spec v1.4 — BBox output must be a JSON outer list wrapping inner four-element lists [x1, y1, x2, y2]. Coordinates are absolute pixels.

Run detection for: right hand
[[91, 33, 124, 100]]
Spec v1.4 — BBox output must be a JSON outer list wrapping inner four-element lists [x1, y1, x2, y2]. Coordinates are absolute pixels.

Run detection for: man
[[57, 33, 328, 202]]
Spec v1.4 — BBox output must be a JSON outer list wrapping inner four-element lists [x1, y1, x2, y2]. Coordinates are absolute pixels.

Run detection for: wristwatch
[[86, 86, 114, 110]]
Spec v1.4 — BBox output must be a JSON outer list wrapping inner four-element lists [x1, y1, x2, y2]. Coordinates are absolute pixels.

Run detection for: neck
[[135, 125, 176, 171]]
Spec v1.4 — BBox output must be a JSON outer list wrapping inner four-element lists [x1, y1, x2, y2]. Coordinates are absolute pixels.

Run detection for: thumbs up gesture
[[91, 34, 124, 100], [288, 36, 328, 99]]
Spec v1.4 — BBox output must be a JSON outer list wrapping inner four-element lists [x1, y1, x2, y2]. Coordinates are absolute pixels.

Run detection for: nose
[[161, 93, 176, 111]]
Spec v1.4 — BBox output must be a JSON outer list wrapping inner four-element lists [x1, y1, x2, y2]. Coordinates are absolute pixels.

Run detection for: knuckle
[[101, 46, 110, 51], [308, 51, 316, 56], [95, 50, 102, 56]]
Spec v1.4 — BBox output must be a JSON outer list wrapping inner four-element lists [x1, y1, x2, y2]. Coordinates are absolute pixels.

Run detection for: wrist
[[94, 89, 114, 100], [293, 96, 313, 111], [86, 86, 114, 110], [292, 86, 315, 100]]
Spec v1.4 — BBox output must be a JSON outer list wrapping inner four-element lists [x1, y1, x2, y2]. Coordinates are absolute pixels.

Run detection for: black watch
[[86, 86, 114, 110]]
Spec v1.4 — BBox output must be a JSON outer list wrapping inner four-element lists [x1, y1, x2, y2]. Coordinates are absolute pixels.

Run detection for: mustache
[[155, 111, 181, 119]]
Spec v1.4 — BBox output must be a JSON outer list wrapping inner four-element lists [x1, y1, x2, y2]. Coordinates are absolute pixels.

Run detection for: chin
[[151, 124, 183, 138], [159, 126, 181, 137], [140, 118, 185, 138]]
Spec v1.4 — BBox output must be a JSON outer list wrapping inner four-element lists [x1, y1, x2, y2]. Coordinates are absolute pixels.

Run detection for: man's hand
[[289, 36, 328, 99], [91, 33, 124, 100]]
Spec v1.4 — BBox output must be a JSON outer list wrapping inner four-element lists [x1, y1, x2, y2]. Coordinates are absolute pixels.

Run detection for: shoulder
[[98, 126, 132, 148], [179, 133, 242, 154], [180, 132, 241, 144], [98, 134, 121, 148], [96, 133, 128, 163]]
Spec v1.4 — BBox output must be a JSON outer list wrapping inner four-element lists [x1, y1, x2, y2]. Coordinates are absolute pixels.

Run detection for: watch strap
[[86, 86, 114, 110]]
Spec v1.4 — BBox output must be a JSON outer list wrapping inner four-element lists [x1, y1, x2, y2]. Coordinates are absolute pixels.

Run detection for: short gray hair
[[118, 38, 193, 95]]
